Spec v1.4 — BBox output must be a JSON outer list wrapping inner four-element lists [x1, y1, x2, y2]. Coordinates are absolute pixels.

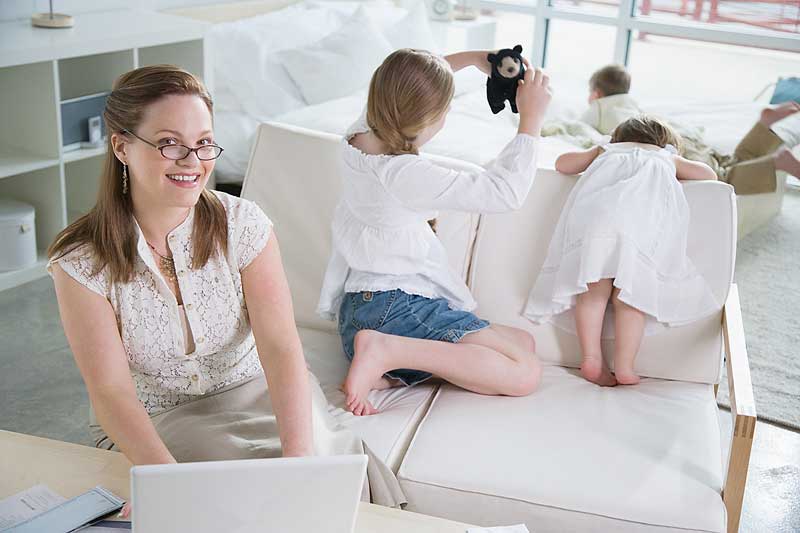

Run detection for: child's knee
[[519, 329, 536, 355], [507, 357, 541, 396]]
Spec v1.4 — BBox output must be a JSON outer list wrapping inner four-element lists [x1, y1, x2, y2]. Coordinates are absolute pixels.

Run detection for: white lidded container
[[0, 198, 37, 271]]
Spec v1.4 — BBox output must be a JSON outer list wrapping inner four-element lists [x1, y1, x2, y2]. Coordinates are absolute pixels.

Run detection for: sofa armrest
[[721, 283, 756, 533]]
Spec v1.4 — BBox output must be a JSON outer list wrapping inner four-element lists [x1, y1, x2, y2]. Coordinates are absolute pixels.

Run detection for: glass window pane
[[635, 0, 799, 37], [544, 20, 618, 100], [550, 0, 622, 16], [489, 11, 538, 54], [628, 34, 800, 103]]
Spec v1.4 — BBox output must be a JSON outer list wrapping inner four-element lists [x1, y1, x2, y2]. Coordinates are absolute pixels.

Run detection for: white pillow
[[383, 0, 440, 52], [278, 7, 394, 105], [209, 4, 351, 119], [307, 0, 407, 28]]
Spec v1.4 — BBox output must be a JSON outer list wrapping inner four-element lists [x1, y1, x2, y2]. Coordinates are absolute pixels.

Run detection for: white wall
[[0, 0, 246, 22]]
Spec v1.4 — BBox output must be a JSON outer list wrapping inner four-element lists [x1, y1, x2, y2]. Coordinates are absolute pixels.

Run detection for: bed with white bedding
[[167, 0, 790, 236]]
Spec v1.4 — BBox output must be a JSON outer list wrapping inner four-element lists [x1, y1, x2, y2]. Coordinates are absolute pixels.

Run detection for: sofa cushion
[[242, 122, 481, 333], [469, 173, 736, 384], [397, 365, 726, 532], [299, 327, 437, 471]]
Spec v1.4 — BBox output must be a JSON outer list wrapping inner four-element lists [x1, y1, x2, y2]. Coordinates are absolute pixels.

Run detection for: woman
[[48, 65, 402, 510]]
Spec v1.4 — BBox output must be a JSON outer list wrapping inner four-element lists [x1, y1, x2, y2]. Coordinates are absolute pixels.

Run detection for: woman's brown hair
[[366, 49, 455, 155], [48, 64, 227, 283], [611, 115, 683, 153]]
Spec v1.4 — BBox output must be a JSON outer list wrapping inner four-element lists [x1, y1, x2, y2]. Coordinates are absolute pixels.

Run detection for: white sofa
[[241, 123, 757, 532]]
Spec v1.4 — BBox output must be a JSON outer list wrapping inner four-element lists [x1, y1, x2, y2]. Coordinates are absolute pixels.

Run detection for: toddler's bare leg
[[611, 288, 645, 385], [575, 279, 617, 387]]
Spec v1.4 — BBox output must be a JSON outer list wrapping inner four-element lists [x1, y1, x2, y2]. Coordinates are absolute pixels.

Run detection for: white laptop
[[130, 454, 367, 533]]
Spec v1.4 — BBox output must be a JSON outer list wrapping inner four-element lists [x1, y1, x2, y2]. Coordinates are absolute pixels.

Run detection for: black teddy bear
[[486, 45, 526, 114]]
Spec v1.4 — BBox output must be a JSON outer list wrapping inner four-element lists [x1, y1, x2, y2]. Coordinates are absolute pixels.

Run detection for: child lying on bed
[[579, 64, 800, 195], [317, 49, 552, 415]]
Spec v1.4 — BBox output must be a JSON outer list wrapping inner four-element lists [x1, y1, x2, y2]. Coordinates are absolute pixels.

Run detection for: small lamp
[[31, 0, 74, 29]]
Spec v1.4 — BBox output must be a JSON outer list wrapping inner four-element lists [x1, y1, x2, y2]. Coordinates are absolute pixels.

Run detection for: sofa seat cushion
[[299, 327, 437, 471], [397, 365, 726, 532]]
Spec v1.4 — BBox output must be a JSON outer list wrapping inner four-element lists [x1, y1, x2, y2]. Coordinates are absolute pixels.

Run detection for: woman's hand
[[516, 67, 552, 137], [118, 502, 132, 519]]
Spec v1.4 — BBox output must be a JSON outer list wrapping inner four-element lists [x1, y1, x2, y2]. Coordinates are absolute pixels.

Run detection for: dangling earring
[[122, 164, 129, 195]]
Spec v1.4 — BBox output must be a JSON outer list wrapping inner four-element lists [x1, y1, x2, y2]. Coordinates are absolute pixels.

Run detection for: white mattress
[[215, 84, 776, 184]]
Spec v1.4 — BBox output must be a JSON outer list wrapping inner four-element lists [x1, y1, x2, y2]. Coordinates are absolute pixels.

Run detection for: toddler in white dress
[[524, 115, 720, 386]]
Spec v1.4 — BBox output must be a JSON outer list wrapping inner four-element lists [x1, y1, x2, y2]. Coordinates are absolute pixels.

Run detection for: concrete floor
[[0, 277, 798, 531]]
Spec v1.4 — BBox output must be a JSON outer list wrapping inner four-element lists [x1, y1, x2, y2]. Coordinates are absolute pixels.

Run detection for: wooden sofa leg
[[721, 284, 757, 533], [723, 413, 756, 533]]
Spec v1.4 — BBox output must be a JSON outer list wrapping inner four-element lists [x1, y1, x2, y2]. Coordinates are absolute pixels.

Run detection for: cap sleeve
[[232, 198, 273, 270], [47, 245, 109, 298]]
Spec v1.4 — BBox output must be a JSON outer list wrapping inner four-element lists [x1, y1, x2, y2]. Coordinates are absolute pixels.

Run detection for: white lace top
[[48, 192, 272, 415]]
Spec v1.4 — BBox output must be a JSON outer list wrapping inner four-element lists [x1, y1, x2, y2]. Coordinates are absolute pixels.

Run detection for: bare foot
[[614, 369, 641, 385], [580, 356, 617, 387], [343, 330, 391, 416], [760, 102, 800, 127], [774, 147, 800, 178]]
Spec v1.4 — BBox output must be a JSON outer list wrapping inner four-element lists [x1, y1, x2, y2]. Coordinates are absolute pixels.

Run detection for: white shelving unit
[[0, 9, 210, 291]]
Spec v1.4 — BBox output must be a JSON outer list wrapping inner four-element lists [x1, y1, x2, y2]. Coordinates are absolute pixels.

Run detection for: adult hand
[[516, 67, 552, 136]]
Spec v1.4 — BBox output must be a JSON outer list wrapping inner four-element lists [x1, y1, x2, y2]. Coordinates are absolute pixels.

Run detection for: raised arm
[[385, 67, 550, 213], [241, 234, 313, 457], [674, 155, 718, 181], [51, 265, 175, 466], [444, 50, 531, 76], [555, 146, 603, 175]]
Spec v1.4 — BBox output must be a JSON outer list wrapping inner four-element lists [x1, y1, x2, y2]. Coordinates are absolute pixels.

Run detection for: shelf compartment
[[58, 50, 135, 102], [0, 61, 60, 166], [0, 148, 59, 180], [0, 251, 49, 292], [65, 154, 103, 223], [0, 166, 65, 262], [138, 40, 205, 80]]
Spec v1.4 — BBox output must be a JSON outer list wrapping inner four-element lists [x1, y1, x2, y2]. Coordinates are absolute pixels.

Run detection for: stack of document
[[0, 485, 125, 532]]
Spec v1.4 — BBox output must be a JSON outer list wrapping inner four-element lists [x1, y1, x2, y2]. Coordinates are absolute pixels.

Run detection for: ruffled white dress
[[523, 142, 719, 337]]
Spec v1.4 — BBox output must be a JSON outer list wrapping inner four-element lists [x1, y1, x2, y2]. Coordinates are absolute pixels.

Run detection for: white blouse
[[48, 192, 272, 415], [317, 115, 539, 320]]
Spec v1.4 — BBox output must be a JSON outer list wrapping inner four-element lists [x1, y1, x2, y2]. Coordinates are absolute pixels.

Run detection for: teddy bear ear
[[487, 53, 497, 62], [513, 44, 523, 53]]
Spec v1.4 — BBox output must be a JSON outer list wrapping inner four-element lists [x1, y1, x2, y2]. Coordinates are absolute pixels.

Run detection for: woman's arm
[[555, 146, 603, 175], [241, 234, 313, 457], [51, 265, 175, 466], [674, 155, 718, 181]]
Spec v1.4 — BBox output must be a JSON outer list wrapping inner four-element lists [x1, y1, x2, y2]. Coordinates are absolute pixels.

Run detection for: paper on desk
[[467, 525, 530, 533], [0, 484, 66, 529]]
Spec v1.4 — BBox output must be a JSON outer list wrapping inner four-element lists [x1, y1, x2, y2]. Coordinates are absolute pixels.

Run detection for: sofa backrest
[[469, 171, 737, 384], [242, 122, 736, 384], [241, 122, 480, 333]]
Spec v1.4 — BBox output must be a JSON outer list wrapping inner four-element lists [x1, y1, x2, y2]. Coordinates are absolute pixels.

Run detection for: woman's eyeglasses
[[122, 129, 224, 161]]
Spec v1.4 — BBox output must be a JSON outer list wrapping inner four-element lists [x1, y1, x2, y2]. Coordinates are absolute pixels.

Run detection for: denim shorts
[[338, 289, 490, 387]]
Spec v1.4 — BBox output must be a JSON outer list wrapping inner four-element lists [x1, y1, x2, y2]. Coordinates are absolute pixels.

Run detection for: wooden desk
[[0, 431, 474, 532]]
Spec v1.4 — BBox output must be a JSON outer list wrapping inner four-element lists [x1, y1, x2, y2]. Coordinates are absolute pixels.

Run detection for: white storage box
[[0, 198, 37, 271]]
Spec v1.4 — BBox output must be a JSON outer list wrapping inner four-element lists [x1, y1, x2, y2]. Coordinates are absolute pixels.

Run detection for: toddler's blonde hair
[[367, 49, 455, 155], [611, 115, 682, 153]]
